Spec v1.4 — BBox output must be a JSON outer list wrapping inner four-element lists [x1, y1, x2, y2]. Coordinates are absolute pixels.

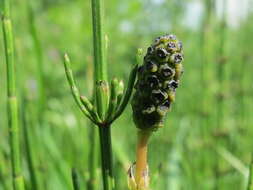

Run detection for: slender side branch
[[109, 49, 142, 123], [2, 10, 25, 190], [80, 96, 101, 122], [106, 78, 119, 121], [63, 54, 99, 124], [116, 80, 124, 106]]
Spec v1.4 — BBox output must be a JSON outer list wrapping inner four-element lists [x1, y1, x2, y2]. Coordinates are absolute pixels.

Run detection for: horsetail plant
[[129, 34, 184, 190], [63, 53, 138, 190], [63, 0, 138, 189], [1, 0, 25, 190]]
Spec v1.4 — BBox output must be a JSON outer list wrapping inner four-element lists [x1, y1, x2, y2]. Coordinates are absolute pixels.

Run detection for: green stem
[[71, 168, 81, 190], [91, 0, 107, 82], [2, 2, 25, 190], [199, 0, 213, 185], [98, 126, 114, 190], [91, 0, 108, 122], [215, 1, 227, 189], [21, 98, 40, 190], [27, 0, 46, 116], [90, 0, 114, 189], [216, 0, 227, 128], [87, 124, 98, 190]]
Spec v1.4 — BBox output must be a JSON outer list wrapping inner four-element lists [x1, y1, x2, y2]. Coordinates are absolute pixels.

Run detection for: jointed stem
[[2, 2, 25, 190], [91, 0, 107, 82], [27, 0, 46, 116], [99, 126, 114, 190], [90, 0, 116, 189]]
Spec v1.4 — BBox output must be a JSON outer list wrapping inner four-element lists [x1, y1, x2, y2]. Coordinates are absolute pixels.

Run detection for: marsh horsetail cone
[[131, 34, 184, 131]]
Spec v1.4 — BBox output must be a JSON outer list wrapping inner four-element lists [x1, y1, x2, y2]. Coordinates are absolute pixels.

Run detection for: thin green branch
[[106, 78, 119, 121], [80, 96, 101, 122], [26, 0, 46, 115], [63, 54, 99, 125], [109, 49, 142, 124], [2, 3, 25, 190], [116, 80, 124, 106]]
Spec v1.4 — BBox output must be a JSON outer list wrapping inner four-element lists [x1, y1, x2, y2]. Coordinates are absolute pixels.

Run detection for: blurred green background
[[1, 0, 253, 189]]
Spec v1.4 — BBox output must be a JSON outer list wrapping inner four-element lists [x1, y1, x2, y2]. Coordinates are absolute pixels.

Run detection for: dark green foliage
[[131, 34, 184, 130]]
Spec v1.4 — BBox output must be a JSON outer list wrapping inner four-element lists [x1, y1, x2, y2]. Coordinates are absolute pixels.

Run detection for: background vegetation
[[0, 0, 253, 189]]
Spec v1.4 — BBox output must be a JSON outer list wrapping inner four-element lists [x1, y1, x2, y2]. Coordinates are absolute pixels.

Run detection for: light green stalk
[[21, 96, 43, 190], [215, 0, 227, 189], [216, 0, 227, 130], [199, 0, 213, 180], [26, 0, 46, 116], [2, 1, 25, 190]]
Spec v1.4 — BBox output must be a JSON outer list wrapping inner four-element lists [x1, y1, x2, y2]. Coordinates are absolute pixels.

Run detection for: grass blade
[[71, 168, 81, 190]]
